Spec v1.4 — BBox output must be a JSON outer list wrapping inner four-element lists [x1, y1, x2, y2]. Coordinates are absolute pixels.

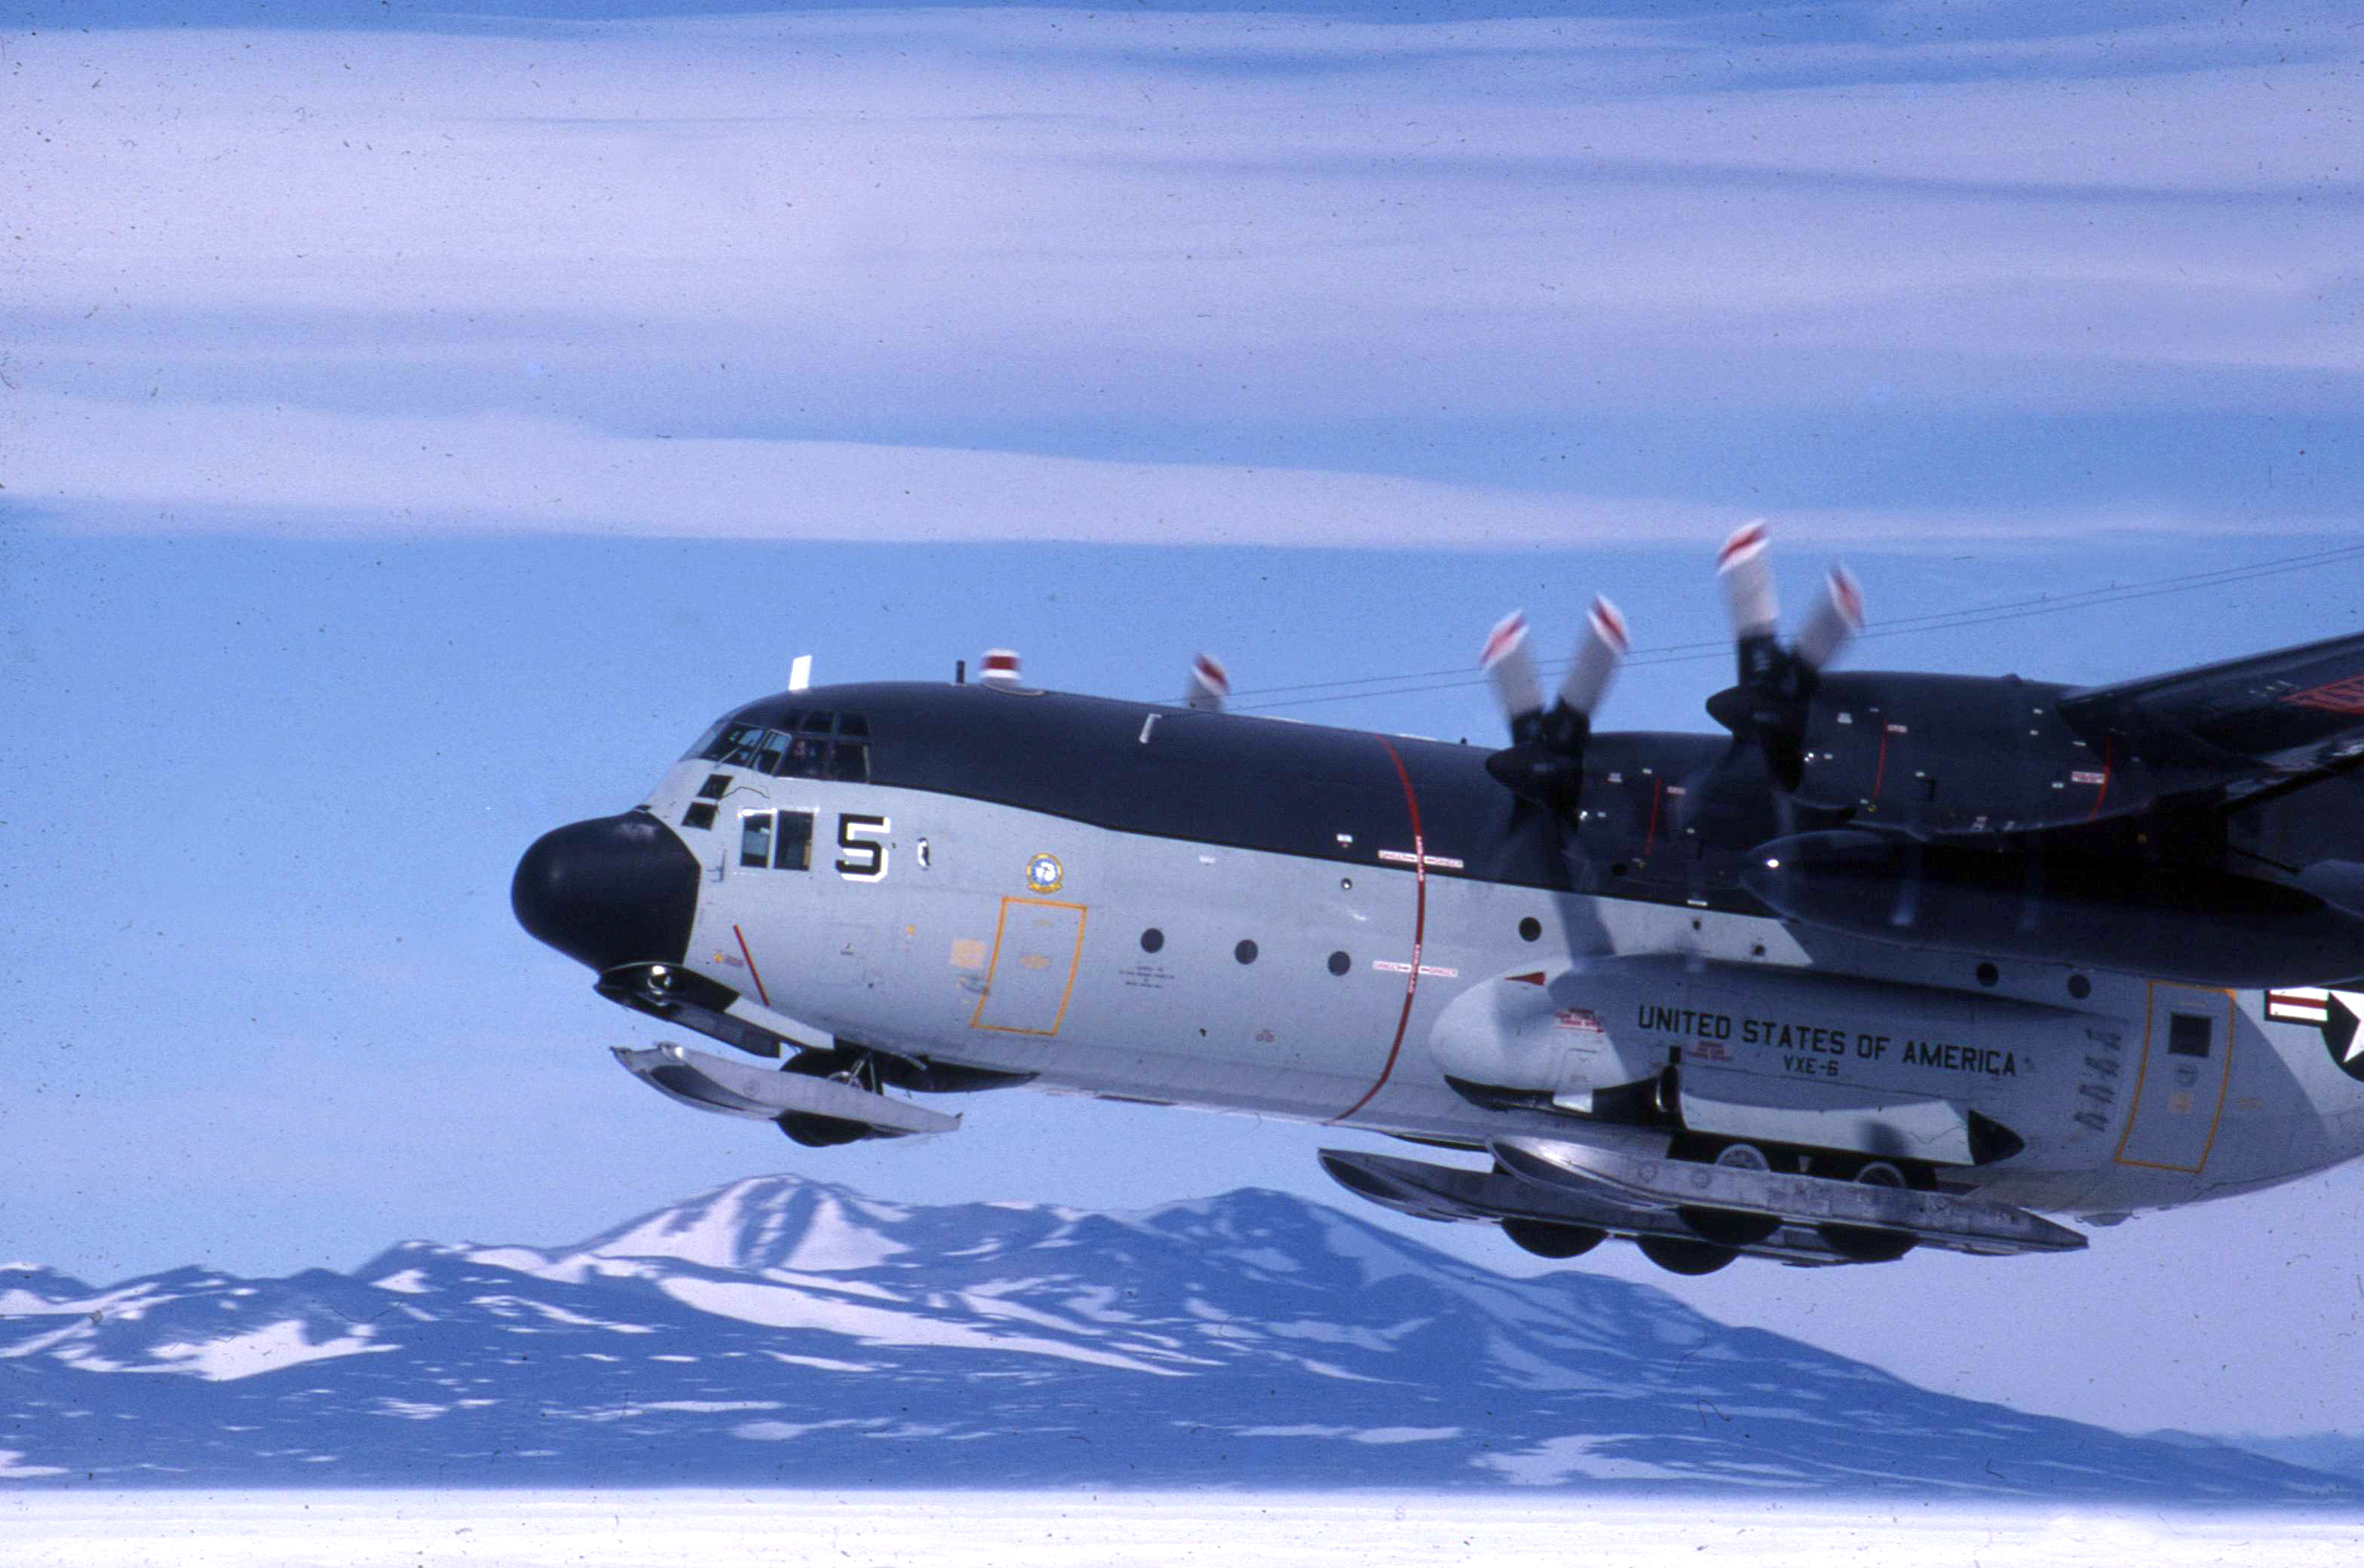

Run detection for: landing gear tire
[[776, 1047, 882, 1146], [1636, 1233, 1738, 1276], [1674, 1142, 1780, 1248], [777, 1112, 869, 1148], [1815, 1159, 1917, 1263], [1501, 1219, 1607, 1260], [1676, 1206, 1780, 1247]]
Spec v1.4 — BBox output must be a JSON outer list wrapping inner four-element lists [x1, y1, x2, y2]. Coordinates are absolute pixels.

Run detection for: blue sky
[[7, 0, 2364, 1439]]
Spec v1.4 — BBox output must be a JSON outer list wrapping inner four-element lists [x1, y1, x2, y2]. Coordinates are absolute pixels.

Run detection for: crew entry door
[[2115, 983, 2235, 1172], [970, 897, 1087, 1036]]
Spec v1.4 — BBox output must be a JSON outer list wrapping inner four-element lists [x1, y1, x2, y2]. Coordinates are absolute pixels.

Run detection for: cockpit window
[[688, 712, 869, 783]]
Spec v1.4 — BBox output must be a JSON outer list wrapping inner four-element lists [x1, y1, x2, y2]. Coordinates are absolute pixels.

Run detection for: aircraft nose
[[512, 810, 702, 973]]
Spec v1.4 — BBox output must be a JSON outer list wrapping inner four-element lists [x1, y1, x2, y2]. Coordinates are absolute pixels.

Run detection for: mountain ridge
[[2, 1174, 2349, 1498]]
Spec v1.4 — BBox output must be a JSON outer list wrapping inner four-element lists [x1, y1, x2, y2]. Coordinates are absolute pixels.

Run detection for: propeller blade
[[1482, 611, 1545, 743], [1793, 566, 1863, 673], [1185, 651, 1231, 712], [1484, 599, 1625, 812], [1716, 520, 1778, 641], [1553, 596, 1629, 724]]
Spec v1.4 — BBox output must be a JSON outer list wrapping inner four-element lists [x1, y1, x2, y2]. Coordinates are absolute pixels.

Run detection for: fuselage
[[519, 679, 2364, 1220]]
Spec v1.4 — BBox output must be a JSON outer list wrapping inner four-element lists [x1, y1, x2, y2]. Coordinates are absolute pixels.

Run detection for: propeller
[[1185, 651, 1231, 712], [1481, 597, 1628, 813], [1703, 521, 1862, 793]]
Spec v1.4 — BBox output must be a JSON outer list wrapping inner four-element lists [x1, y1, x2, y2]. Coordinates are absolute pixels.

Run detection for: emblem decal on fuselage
[[2266, 987, 2364, 1080], [1026, 853, 1064, 894]]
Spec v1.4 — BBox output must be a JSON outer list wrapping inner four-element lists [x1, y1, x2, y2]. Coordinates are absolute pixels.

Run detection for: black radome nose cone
[[512, 811, 701, 973]]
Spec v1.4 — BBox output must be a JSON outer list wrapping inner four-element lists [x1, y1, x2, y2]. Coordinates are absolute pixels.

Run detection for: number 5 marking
[[837, 813, 890, 882]]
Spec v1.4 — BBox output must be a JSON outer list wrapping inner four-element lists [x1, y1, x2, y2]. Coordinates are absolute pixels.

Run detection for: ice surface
[[5, 1493, 2363, 1568]]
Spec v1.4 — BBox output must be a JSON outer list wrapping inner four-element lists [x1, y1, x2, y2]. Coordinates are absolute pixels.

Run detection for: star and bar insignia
[[2265, 987, 2364, 1080]]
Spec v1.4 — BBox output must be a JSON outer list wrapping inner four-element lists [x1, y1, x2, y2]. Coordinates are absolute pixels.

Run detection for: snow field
[[5, 1491, 2362, 1568]]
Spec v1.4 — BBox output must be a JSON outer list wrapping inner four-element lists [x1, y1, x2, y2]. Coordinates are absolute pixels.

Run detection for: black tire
[[777, 1112, 870, 1147], [1815, 1162, 1916, 1261], [1816, 1223, 1916, 1263], [1636, 1233, 1738, 1276], [1501, 1219, 1607, 1260], [1676, 1205, 1781, 1247]]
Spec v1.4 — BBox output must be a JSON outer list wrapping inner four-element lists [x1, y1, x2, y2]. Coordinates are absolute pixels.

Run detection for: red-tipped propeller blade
[[1717, 519, 1778, 642], [1556, 596, 1628, 721], [1794, 566, 1864, 672], [1482, 611, 1545, 742], [1186, 651, 1231, 712]]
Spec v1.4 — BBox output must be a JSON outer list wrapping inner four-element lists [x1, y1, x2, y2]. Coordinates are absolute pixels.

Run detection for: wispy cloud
[[17, 391, 2261, 545], [9, 5, 2362, 541]]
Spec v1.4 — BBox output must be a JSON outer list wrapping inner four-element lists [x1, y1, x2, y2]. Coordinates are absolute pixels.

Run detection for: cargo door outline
[[2114, 982, 2235, 1174], [968, 897, 1088, 1037]]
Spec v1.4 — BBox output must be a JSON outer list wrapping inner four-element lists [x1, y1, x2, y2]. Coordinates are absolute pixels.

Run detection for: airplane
[[513, 527, 2364, 1274]]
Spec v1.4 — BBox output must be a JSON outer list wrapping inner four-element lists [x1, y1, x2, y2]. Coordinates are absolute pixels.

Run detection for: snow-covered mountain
[[0, 1178, 2346, 1497]]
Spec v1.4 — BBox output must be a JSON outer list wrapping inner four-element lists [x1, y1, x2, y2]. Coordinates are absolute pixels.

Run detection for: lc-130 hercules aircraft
[[514, 529, 2364, 1273]]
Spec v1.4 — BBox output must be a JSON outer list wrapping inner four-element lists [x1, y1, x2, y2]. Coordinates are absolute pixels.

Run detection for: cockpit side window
[[826, 743, 868, 782], [779, 733, 825, 776], [688, 712, 870, 782], [701, 721, 768, 768], [768, 712, 869, 781]]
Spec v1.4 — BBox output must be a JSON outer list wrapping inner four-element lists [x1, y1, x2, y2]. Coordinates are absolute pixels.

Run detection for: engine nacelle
[[1772, 671, 2195, 835]]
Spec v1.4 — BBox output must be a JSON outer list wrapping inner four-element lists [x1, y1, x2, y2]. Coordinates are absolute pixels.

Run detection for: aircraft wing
[[2057, 629, 2364, 790]]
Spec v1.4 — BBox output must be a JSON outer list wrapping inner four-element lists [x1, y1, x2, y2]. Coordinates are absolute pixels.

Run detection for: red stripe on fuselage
[[2086, 734, 2115, 822], [734, 923, 771, 1009], [1330, 736, 1427, 1125]]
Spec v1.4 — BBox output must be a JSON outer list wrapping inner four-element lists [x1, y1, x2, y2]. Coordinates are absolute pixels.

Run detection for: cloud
[[9, 7, 2362, 539], [11, 391, 2261, 545]]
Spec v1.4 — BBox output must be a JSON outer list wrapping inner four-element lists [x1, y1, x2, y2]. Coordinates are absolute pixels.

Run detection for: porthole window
[[2068, 973, 2092, 1000], [1140, 928, 1165, 954], [1976, 963, 1999, 988], [740, 811, 775, 868], [773, 810, 814, 871], [1235, 939, 1259, 965], [1327, 951, 1351, 976], [1518, 916, 1542, 942]]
